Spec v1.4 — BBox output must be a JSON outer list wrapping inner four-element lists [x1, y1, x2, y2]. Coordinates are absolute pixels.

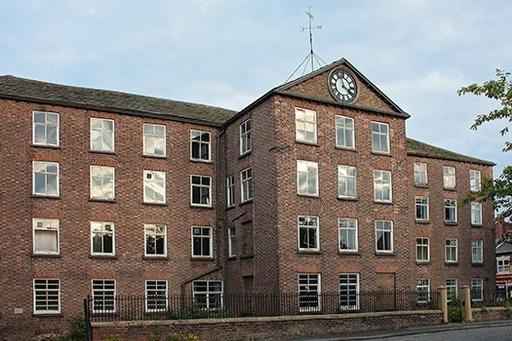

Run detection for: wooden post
[[460, 285, 473, 322], [438, 286, 448, 323]]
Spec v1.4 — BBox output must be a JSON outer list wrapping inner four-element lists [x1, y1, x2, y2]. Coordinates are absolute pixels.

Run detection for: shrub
[[166, 332, 199, 341], [448, 305, 462, 323]]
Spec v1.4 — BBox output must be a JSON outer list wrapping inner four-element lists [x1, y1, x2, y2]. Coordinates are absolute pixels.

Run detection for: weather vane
[[284, 6, 328, 83]]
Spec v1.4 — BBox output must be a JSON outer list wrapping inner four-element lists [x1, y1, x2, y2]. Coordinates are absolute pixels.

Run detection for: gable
[[277, 58, 408, 117]]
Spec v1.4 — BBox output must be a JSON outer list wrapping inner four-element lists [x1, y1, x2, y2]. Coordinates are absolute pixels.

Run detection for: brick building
[[0, 58, 495, 338]]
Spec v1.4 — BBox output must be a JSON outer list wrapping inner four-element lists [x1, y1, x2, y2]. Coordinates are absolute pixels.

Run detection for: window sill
[[445, 222, 458, 226], [415, 220, 431, 225], [297, 194, 319, 199], [296, 140, 320, 147], [472, 263, 485, 267], [371, 151, 391, 157], [227, 256, 237, 261], [31, 144, 60, 150], [89, 150, 116, 155], [143, 256, 168, 260], [338, 251, 360, 256], [190, 256, 214, 261], [190, 204, 214, 209], [189, 159, 213, 164], [374, 200, 393, 205], [238, 151, 251, 159], [31, 254, 61, 258], [89, 198, 116, 203], [445, 262, 459, 266], [143, 154, 167, 159], [414, 184, 429, 189], [239, 254, 254, 260], [416, 261, 430, 265], [297, 250, 321, 255], [33, 313, 63, 317], [31, 194, 60, 200], [443, 187, 457, 192], [375, 252, 395, 256], [89, 255, 117, 260], [239, 199, 253, 207], [225, 205, 236, 211], [143, 202, 167, 207], [337, 196, 358, 202], [472, 224, 484, 228], [335, 146, 357, 152]]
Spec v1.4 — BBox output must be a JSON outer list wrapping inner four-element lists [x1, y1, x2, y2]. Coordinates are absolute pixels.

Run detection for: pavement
[[292, 320, 512, 340]]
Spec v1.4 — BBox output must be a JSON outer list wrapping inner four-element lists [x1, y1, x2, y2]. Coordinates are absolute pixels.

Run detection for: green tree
[[458, 69, 512, 220]]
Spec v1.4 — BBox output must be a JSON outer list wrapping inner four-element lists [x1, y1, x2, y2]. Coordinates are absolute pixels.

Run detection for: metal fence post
[[437, 286, 448, 323]]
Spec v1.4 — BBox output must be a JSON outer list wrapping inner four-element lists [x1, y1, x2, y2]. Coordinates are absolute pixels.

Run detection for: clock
[[328, 68, 358, 103]]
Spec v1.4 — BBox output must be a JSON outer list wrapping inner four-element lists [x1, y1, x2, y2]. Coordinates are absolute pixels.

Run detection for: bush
[[448, 305, 462, 323], [165, 305, 233, 320], [166, 332, 199, 341]]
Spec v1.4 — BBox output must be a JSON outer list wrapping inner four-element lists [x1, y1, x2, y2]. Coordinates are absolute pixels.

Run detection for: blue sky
[[1, 0, 510, 174]]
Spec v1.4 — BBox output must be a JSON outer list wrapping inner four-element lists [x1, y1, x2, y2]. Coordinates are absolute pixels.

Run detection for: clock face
[[329, 69, 358, 103]]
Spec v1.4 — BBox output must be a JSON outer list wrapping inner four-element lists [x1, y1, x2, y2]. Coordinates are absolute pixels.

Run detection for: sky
[[1, 0, 510, 174]]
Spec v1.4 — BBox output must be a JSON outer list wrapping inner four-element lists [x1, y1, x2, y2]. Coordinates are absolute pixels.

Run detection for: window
[[445, 239, 458, 263], [144, 224, 167, 257], [33, 161, 59, 196], [143, 124, 166, 157], [90, 118, 114, 152], [33, 279, 60, 314], [228, 227, 236, 258], [415, 197, 429, 221], [191, 175, 212, 207], [443, 166, 456, 189], [446, 279, 458, 301], [413, 162, 428, 186], [416, 279, 430, 303], [240, 168, 253, 203], [339, 273, 359, 310], [497, 256, 510, 273], [33, 111, 59, 147], [375, 220, 393, 252], [339, 218, 358, 252], [192, 226, 212, 258], [470, 170, 481, 192], [92, 280, 116, 313], [338, 165, 357, 199], [373, 170, 392, 202], [335, 115, 355, 149], [33, 219, 59, 255], [371, 121, 389, 154], [471, 202, 483, 225], [190, 130, 211, 162], [298, 216, 319, 252], [416, 238, 430, 263], [295, 108, 317, 143], [90, 166, 115, 200], [297, 160, 318, 196], [145, 280, 168, 312], [240, 119, 252, 155], [471, 278, 484, 302], [91, 222, 115, 256], [298, 273, 321, 312], [144, 170, 166, 204], [226, 176, 235, 207], [192, 281, 223, 310], [444, 199, 457, 223], [472, 240, 483, 264]]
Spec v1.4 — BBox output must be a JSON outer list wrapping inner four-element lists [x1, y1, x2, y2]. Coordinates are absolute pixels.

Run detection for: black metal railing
[[84, 290, 440, 323], [472, 289, 512, 308]]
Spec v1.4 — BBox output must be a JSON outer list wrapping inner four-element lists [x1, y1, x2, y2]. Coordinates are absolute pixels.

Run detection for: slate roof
[[0, 75, 237, 126], [496, 242, 512, 255], [406, 138, 495, 166]]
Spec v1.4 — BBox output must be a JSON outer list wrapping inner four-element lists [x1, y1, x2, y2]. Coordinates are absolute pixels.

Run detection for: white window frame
[[144, 170, 167, 204], [297, 216, 320, 252], [90, 166, 115, 200], [470, 170, 481, 192], [240, 168, 253, 203], [228, 227, 236, 258], [444, 199, 458, 224], [416, 279, 431, 303], [375, 220, 393, 253], [190, 129, 211, 162], [339, 273, 360, 311], [335, 115, 355, 150], [32, 161, 59, 197], [143, 123, 166, 157], [239, 119, 252, 155], [144, 224, 167, 257], [416, 237, 430, 263], [371, 121, 390, 154], [33, 279, 61, 314], [226, 176, 235, 207], [415, 196, 429, 221], [373, 170, 392, 203], [91, 279, 116, 314], [90, 221, 115, 256], [145, 280, 168, 312], [192, 280, 224, 310], [298, 273, 321, 312], [32, 218, 60, 256], [446, 279, 458, 301], [295, 107, 317, 144], [90, 117, 115, 152], [190, 175, 212, 207], [471, 202, 483, 226], [191, 226, 213, 258], [443, 166, 456, 189], [297, 160, 319, 196], [445, 239, 458, 263], [413, 162, 428, 186], [338, 165, 357, 199], [471, 278, 484, 302], [32, 111, 59, 147], [497, 256, 510, 274], [471, 240, 484, 264], [338, 218, 358, 252]]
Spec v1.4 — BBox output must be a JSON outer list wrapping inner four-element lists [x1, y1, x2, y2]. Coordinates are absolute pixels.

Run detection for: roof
[[0, 75, 237, 126], [406, 138, 495, 166], [496, 241, 512, 255]]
